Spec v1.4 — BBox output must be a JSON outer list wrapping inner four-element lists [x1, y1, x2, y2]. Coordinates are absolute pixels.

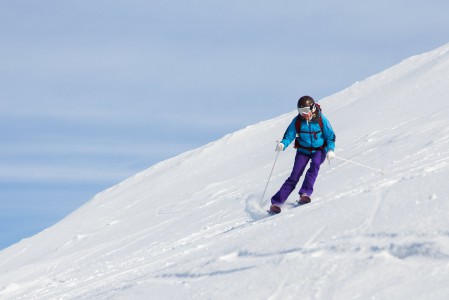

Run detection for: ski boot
[[298, 193, 311, 205], [269, 204, 281, 214]]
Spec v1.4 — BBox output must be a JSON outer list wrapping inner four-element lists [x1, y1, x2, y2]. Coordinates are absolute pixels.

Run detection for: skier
[[270, 96, 336, 214]]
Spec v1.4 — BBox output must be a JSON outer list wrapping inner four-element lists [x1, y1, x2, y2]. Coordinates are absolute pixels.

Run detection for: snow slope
[[1, 43, 449, 299]]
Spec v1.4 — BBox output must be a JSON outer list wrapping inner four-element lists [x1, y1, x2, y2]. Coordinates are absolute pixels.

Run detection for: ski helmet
[[297, 96, 316, 120], [297, 95, 315, 109]]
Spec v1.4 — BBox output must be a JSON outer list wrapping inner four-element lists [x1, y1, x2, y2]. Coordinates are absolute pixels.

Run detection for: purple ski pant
[[271, 149, 326, 205]]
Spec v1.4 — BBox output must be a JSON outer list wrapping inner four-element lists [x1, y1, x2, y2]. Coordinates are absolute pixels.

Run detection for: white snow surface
[[2, 43, 449, 300]]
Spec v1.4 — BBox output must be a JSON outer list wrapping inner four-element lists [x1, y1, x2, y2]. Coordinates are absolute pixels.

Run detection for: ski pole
[[334, 155, 385, 175], [260, 150, 280, 207]]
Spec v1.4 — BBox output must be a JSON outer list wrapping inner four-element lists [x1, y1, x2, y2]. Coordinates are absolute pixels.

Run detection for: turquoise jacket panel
[[280, 113, 336, 154]]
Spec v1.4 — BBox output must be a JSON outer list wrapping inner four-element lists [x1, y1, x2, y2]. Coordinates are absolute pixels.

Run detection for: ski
[[266, 199, 311, 215]]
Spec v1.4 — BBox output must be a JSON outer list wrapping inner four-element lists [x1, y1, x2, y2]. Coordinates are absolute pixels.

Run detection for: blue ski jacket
[[280, 112, 336, 155]]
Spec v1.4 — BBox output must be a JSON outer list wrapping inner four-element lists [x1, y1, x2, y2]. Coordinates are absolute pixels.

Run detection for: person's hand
[[275, 142, 284, 152], [326, 150, 335, 160]]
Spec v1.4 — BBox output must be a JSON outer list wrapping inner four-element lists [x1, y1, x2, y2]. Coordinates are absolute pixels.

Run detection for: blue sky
[[1, 0, 449, 250]]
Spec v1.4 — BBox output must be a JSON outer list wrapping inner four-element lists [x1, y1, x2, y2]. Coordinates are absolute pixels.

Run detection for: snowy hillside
[[1, 43, 449, 299]]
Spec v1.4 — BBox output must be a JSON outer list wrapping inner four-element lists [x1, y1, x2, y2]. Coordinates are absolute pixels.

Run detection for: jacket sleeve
[[279, 117, 298, 150], [321, 114, 336, 152]]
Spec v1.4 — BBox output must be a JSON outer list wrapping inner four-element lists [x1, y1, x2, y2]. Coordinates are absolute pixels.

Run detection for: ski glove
[[275, 142, 284, 152], [326, 150, 335, 160]]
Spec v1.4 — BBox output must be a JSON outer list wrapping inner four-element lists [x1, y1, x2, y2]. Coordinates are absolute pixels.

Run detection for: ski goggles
[[297, 106, 312, 115]]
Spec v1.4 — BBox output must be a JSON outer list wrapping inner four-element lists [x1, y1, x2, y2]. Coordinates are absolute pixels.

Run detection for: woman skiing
[[270, 96, 336, 214]]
